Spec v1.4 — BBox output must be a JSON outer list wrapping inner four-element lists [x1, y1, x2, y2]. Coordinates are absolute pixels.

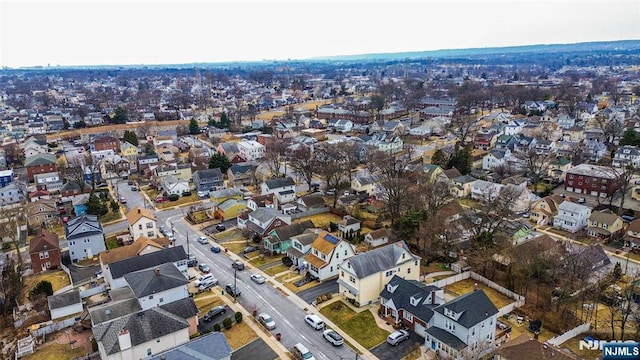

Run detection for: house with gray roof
[[65, 215, 106, 262], [124, 263, 189, 310], [193, 168, 224, 193], [338, 241, 421, 306], [237, 207, 292, 238], [93, 306, 190, 360], [150, 332, 232, 360], [553, 200, 592, 233], [425, 289, 498, 359], [379, 275, 444, 337], [48, 290, 83, 320], [263, 220, 315, 254], [106, 246, 188, 289]]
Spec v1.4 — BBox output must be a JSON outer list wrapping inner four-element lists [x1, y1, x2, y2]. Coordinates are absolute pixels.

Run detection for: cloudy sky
[[1, 0, 639, 67]]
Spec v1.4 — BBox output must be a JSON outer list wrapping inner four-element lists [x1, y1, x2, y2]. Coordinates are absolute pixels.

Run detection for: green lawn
[[319, 301, 390, 349], [105, 235, 119, 250], [264, 263, 290, 276]]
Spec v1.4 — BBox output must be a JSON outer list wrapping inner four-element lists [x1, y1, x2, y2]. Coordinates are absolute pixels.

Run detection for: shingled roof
[[124, 263, 187, 298], [99, 237, 170, 265], [343, 241, 420, 279], [109, 246, 187, 280], [29, 228, 59, 254], [432, 289, 498, 328]]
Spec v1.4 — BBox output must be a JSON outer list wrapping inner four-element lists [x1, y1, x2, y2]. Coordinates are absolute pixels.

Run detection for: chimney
[[431, 291, 436, 304], [118, 329, 132, 350], [155, 268, 160, 276], [137, 208, 141, 214]]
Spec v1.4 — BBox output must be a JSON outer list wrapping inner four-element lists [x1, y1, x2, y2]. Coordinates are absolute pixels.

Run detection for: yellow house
[[213, 198, 247, 221], [154, 164, 192, 181], [547, 157, 572, 181], [450, 175, 477, 198], [120, 141, 139, 157], [210, 188, 244, 205], [338, 241, 420, 307], [587, 209, 624, 241], [530, 194, 564, 226]]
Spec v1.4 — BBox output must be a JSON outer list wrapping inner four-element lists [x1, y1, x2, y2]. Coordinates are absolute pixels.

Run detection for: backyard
[[319, 300, 390, 349], [443, 278, 515, 309], [21, 270, 71, 304], [21, 341, 87, 360]]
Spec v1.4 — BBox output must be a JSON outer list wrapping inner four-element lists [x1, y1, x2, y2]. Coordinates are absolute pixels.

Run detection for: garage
[[414, 322, 427, 338]]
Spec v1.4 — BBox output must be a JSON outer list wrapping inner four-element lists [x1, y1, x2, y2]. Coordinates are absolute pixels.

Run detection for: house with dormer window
[[338, 241, 420, 307], [425, 290, 499, 359], [304, 230, 355, 281], [379, 275, 444, 337], [553, 201, 591, 233], [237, 207, 291, 239], [612, 145, 640, 168], [263, 220, 315, 255]]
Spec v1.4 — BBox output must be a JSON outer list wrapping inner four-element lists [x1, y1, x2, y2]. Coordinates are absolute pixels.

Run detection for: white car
[[250, 273, 266, 284], [257, 313, 276, 330], [194, 273, 215, 287], [387, 329, 410, 345], [197, 236, 208, 244], [323, 329, 344, 346]]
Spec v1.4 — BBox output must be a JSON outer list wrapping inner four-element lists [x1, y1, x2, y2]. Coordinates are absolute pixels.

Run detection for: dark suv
[[203, 306, 226, 322], [225, 284, 241, 297]]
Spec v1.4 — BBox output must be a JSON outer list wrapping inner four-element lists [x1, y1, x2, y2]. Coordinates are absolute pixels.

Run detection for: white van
[[291, 343, 315, 360], [304, 314, 325, 330]]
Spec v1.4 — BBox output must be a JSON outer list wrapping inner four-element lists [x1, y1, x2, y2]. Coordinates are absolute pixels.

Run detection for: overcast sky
[[1, 0, 639, 68]]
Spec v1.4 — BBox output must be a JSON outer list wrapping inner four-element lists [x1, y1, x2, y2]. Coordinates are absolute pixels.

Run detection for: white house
[[471, 180, 503, 202], [553, 201, 592, 233], [124, 263, 189, 310], [364, 228, 392, 248], [126, 207, 157, 241], [482, 149, 510, 171], [48, 290, 83, 320], [612, 145, 640, 168], [409, 124, 431, 136], [161, 176, 190, 196], [236, 140, 265, 161], [304, 230, 355, 281], [260, 176, 296, 204]]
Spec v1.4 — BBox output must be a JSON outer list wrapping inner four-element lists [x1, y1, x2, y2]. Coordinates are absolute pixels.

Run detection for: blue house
[[0, 169, 14, 188], [83, 168, 102, 187]]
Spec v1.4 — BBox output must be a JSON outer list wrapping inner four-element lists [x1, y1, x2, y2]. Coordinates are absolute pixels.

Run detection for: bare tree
[[315, 144, 350, 207], [450, 114, 477, 145], [0, 206, 26, 269], [263, 140, 288, 178], [514, 145, 553, 193], [288, 146, 317, 192]]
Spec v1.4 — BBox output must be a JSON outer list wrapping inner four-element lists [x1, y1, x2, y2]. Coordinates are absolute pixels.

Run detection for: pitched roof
[[298, 194, 325, 208], [589, 209, 620, 225], [109, 246, 187, 279], [124, 263, 188, 298], [64, 215, 103, 239], [48, 290, 81, 310], [90, 298, 142, 326], [343, 241, 420, 279], [379, 275, 440, 323], [24, 153, 56, 166], [264, 176, 295, 189], [271, 220, 315, 241], [99, 237, 170, 265], [149, 332, 232, 360], [93, 307, 189, 356], [158, 297, 198, 320], [29, 228, 60, 253], [433, 289, 498, 328], [310, 230, 343, 255], [494, 334, 578, 360], [126, 207, 156, 225], [367, 227, 391, 240], [425, 326, 467, 350]]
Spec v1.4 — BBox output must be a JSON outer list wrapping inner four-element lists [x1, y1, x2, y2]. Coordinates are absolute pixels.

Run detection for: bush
[[29, 280, 53, 301], [168, 194, 179, 201], [282, 256, 293, 267], [235, 311, 243, 323], [223, 317, 233, 329], [213, 323, 221, 332]]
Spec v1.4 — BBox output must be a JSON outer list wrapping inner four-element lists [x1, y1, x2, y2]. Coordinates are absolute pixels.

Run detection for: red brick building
[[25, 153, 57, 182], [29, 228, 61, 274], [564, 163, 622, 197], [93, 135, 121, 152]]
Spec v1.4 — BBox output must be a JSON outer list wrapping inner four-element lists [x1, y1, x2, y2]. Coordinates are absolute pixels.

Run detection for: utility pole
[[186, 232, 190, 257], [233, 266, 237, 303]]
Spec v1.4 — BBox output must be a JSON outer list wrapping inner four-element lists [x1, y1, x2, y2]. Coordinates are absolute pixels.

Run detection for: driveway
[[231, 338, 278, 360], [370, 331, 423, 360], [61, 251, 100, 285], [297, 279, 339, 304], [196, 304, 232, 333]]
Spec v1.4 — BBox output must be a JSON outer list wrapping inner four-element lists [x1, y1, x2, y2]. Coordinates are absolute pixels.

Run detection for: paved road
[[170, 218, 358, 360], [297, 280, 339, 304], [371, 332, 423, 360], [231, 338, 278, 360]]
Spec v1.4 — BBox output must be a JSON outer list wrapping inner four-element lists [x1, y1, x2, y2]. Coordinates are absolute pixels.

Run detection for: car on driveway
[[197, 236, 209, 244], [215, 224, 226, 231], [194, 273, 215, 287], [210, 245, 221, 253], [250, 273, 266, 284], [203, 306, 226, 322], [323, 329, 344, 346], [387, 329, 410, 346], [257, 313, 276, 330], [243, 245, 259, 254], [198, 263, 211, 273], [232, 261, 245, 271]]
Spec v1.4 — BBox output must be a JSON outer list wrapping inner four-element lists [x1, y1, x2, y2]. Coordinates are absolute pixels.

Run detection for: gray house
[[150, 332, 232, 360], [65, 215, 106, 262], [425, 290, 498, 359], [106, 246, 188, 290], [193, 168, 224, 193]]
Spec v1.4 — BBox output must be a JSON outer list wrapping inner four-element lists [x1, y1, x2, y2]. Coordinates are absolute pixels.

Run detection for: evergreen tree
[[86, 192, 108, 216], [189, 118, 200, 135], [620, 128, 638, 146], [219, 112, 230, 129], [209, 153, 232, 173], [112, 106, 128, 124], [431, 149, 449, 168], [123, 130, 139, 146]]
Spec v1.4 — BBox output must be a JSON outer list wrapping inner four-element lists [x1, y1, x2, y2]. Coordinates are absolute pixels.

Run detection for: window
[[159, 298, 163, 303], [349, 276, 355, 283], [146, 222, 154, 229], [147, 231, 154, 237], [407, 268, 411, 274], [147, 349, 152, 356], [149, 295, 154, 300], [138, 224, 143, 230], [385, 270, 393, 277]]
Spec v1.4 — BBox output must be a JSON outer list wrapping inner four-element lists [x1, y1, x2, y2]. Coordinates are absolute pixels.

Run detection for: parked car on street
[[323, 329, 344, 346], [257, 313, 276, 330], [225, 284, 241, 297], [232, 261, 245, 271], [250, 273, 265, 284], [210, 245, 221, 253], [197, 236, 209, 244]]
